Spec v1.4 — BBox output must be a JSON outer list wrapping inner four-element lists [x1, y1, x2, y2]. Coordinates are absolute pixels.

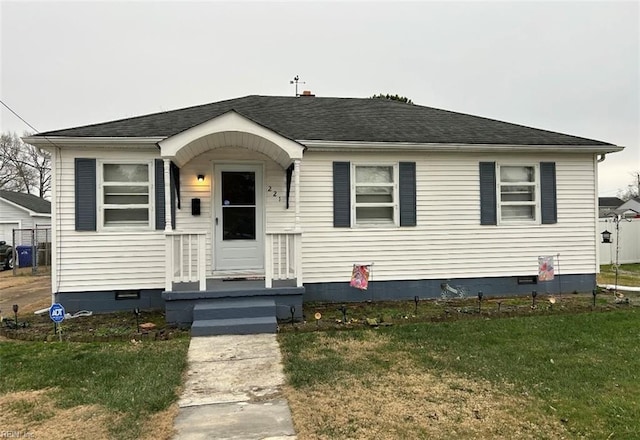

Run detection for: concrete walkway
[[172, 334, 297, 440]]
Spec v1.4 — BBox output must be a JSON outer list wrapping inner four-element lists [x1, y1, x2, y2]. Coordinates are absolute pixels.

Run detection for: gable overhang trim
[[158, 111, 305, 168], [0, 197, 51, 218], [21, 136, 163, 150], [300, 140, 624, 155]]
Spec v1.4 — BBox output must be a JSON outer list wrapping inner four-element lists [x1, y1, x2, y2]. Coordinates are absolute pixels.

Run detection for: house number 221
[[267, 186, 281, 202]]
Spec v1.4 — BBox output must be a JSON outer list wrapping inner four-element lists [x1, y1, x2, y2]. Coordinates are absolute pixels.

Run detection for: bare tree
[[0, 131, 51, 198], [617, 171, 640, 201]]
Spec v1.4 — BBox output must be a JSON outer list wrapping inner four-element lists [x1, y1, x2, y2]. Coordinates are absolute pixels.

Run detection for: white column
[[294, 159, 301, 227], [293, 160, 302, 286], [163, 159, 172, 232]]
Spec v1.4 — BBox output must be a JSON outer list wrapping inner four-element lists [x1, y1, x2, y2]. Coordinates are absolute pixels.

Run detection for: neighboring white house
[[0, 190, 51, 245], [24, 95, 624, 324], [615, 197, 640, 218]]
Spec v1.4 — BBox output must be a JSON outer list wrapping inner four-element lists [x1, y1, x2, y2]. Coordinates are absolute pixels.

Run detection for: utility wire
[[1, 99, 40, 133]]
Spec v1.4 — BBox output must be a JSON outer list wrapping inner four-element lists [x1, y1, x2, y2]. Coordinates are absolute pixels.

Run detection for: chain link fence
[[10, 228, 51, 275]]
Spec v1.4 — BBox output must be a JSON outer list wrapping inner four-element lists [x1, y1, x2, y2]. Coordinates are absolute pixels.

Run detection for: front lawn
[[598, 263, 640, 286], [0, 337, 189, 439], [280, 309, 640, 439]]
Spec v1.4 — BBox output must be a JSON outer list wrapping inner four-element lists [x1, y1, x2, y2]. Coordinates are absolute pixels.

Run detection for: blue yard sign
[[49, 303, 65, 323]]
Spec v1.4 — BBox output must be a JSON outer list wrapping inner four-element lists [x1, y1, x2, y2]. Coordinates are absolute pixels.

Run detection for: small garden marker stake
[[290, 305, 296, 325], [315, 312, 321, 328], [414, 296, 419, 315], [592, 289, 598, 308], [339, 305, 347, 323], [532, 290, 537, 308], [497, 301, 502, 313], [134, 308, 141, 333], [12, 304, 19, 327], [477, 291, 483, 313]]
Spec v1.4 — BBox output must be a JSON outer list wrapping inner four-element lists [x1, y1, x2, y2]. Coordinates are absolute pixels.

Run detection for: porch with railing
[[165, 230, 303, 291]]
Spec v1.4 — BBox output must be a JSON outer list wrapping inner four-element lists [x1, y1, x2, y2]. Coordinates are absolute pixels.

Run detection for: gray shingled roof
[[598, 197, 624, 207], [0, 190, 51, 214], [35, 95, 612, 146]]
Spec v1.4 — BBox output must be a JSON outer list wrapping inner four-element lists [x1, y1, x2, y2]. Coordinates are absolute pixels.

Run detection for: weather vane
[[290, 75, 305, 97]]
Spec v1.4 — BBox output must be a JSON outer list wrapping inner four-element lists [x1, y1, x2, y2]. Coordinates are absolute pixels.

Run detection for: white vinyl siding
[[54, 148, 165, 292], [53, 145, 598, 293], [300, 150, 598, 284]]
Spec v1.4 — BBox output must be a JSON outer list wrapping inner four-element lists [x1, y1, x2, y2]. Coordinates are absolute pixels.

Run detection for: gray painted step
[[193, 299, 276, 320], [191, 316, 277, 336]]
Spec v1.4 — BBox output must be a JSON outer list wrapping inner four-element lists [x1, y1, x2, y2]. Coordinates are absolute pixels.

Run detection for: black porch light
[[601, 230, 612, 243]]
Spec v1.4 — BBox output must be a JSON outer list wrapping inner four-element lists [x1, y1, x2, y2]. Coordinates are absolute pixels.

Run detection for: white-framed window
[[497, 164, 539, 223], [352, 164, 398, 226], [98, 161, 153, 229]]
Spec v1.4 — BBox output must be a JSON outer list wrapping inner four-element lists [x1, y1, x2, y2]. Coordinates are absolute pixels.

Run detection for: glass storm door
[[214, 164, 264, 271]]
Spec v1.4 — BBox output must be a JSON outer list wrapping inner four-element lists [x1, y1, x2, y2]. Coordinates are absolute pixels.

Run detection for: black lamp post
[[338, 305, 347, 323], [531, 290, 537, 308]]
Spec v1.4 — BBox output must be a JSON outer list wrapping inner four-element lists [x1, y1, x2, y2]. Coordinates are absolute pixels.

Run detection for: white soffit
[[159, 111, 305, 168]]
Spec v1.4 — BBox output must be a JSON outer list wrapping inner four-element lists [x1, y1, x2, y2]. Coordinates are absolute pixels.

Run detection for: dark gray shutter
[[75, 158, 96, 231], [333, 162, 351, 227], [155, 159, 165, 230], [479, 162, 497, 225], [540, 162, 557, 224], [399, 162, 416, 226]]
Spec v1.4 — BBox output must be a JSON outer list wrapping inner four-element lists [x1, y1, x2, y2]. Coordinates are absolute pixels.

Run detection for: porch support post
[[163, 159, 172, 232], [294, 159, 301, 226], [294, 159, 302, 286], [163, 158, 173, 291]]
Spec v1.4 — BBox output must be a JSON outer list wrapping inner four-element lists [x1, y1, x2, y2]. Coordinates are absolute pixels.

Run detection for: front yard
[[279, 309, 640, 439], [0, 264, 638, 439], [0, 338, 190, 440]]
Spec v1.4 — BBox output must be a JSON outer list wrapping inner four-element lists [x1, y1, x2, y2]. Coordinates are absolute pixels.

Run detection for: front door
[[214, 164, 264, 271]]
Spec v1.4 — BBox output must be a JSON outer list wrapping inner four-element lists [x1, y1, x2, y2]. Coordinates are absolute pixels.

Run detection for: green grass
[[0, 338, 189, 439], [599, 263, 640, 286], [280, 310, 640, 438]]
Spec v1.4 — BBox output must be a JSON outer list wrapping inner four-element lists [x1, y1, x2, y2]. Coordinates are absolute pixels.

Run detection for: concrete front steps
[[191, 299, 278, 336]]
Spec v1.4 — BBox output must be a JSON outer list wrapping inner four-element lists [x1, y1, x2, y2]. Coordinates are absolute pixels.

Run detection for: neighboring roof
[[598, 197, 624, 207], [0, 190, 51, 214], [34, 95, 614, 146]]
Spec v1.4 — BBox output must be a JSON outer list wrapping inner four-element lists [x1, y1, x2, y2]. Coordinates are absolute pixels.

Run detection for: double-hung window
[[498, 165, 538, 222], [100, 162, 152, 228], [353, 165, 397, 226]]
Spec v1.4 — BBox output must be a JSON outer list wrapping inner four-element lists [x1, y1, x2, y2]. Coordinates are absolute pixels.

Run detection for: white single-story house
[[615, 197, 640, 218], [0, 190, 51, 244], [25, 95, 623, 334]]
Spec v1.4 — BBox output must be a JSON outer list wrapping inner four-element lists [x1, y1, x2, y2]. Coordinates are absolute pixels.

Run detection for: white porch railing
[[165, 230, 302, 291], [165, 231, 207, 291], [265, 230, 303, 288]]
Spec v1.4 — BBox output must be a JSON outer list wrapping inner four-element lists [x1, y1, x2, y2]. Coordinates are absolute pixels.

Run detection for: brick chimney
[[301, 90, 315, 97]]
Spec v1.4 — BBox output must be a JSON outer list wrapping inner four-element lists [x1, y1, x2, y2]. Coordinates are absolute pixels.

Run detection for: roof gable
[[33, 95, 614, 147], [0, 190, 51, 214]]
